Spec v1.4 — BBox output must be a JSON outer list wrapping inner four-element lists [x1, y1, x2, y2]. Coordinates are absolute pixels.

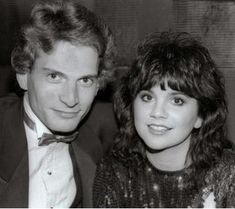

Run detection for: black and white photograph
[[0, 0, 235, 208]]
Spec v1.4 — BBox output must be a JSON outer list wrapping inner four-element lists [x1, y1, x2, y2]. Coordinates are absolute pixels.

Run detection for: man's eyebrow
[[79, 74, 98, 79], [43, 67, 98, 78], [43, 67, 62, 73]]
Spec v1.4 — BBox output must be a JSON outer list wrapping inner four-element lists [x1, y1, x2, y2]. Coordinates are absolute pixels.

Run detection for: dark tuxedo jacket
[[0, 94, 117, 207]]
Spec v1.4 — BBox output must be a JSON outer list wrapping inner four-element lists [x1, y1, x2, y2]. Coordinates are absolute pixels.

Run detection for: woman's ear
[[16, 73, 28, 90], [194, 117, 203, 129]]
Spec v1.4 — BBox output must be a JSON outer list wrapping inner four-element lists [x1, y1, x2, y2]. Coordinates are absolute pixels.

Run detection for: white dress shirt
[[23, 93, 76, 208]]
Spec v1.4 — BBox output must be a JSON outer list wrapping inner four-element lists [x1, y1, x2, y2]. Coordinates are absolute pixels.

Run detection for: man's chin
[[48, 124, 78, 134]]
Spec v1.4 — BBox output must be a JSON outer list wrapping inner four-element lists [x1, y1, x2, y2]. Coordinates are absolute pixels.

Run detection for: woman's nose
[[150, 101, 168, 119]]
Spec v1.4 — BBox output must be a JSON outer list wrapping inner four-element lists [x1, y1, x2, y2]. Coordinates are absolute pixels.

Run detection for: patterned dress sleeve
[[210, 150, 235, 207], [222, 155, 235, 207], [225, 173, 235, 207], [93, 156, 124, 208]]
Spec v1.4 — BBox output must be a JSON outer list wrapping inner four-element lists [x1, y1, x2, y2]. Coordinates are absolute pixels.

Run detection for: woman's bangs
[[154, 73, 199, 99], [139, 61, 200, 98], [165, 75, 188, 92]]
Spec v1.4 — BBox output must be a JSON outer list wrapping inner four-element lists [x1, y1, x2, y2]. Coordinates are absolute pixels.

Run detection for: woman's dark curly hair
[[113, 32, 227, 176], [11, 0, 116, 89]]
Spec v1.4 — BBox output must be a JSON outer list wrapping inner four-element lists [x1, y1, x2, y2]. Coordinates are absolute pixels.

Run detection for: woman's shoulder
[[221, 148, 235, 162], [95, 153, 129, 191], [207, 149, 235, 180], [204, 149, 235, 207], [97, 153, 124, 171], [215, 149, 235, 173], [192, 150, 235, 207], [96, 150, 142, 180], [98, 151, 135, 170]]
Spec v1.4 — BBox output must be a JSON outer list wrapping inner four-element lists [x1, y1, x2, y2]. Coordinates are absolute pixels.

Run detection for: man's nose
[[150, 101, 168, 119], [59, 83, 79, 108]]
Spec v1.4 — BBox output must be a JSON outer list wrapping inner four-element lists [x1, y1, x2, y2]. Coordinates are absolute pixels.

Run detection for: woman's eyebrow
[[170, 91, 189, 97]]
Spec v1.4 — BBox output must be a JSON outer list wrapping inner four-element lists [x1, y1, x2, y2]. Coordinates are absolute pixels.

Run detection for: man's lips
[[53, 109, 80, 118]]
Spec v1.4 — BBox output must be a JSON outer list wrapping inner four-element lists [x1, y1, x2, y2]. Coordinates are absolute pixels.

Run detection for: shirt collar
[[23, 93, 52, 138]]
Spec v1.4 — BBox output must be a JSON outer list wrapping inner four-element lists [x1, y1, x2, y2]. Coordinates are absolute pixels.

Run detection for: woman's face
[[133, 83, 202, 151]]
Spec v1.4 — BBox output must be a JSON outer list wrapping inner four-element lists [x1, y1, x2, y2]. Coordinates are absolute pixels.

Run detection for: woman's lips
[[148, 124, 172, 135]]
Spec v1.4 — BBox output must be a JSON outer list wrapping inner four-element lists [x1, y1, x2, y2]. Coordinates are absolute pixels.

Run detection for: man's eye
[[172, 97, 184, 105], [78, 77, 95, 87], [48, 73, 61, 81]]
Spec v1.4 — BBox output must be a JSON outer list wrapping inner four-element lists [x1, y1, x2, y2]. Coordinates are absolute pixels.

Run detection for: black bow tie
[[24, 109, 78, 146], [38, 131, 78, 146]]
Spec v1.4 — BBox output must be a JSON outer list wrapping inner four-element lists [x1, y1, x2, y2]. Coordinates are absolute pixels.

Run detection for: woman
[[93, 32, 235, 208]]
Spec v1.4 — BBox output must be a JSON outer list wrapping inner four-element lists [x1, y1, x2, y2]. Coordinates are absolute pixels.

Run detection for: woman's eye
[[172, 97, 184, 105], [141, 94, 153, 102]]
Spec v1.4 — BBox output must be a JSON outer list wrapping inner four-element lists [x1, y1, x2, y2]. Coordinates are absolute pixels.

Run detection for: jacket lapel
[[0, 95, 29, 207], [70, 123, 103, 207]]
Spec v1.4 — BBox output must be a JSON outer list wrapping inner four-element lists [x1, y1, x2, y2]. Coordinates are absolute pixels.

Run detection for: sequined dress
[[93, 149, 235, 208]]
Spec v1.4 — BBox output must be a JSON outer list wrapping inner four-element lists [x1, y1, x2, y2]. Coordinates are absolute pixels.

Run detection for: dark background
[[0, 0, 235, 144], [1, 0, 235, 67]]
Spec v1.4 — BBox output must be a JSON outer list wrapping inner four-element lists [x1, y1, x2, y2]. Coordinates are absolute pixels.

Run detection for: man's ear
[[16, 73, 28, 90], [95, 82, 100, 96]]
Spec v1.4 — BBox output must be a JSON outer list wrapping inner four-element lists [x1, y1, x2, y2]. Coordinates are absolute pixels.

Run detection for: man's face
[[19, 41, 99, 133]]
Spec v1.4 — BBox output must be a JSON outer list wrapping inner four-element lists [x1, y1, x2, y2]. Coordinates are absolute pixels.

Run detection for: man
[[0, 0, 117, 207]]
